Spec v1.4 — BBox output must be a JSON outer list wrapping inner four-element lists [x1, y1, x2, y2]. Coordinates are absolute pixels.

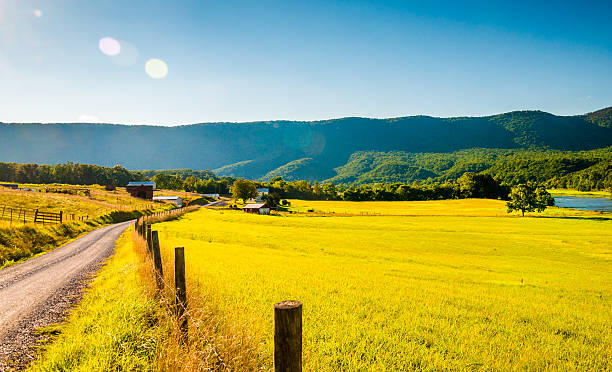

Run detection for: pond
[[553, 195, 612, 213]]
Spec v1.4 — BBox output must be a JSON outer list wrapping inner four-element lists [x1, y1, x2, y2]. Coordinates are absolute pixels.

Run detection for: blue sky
[[0, 0, 611, 125]]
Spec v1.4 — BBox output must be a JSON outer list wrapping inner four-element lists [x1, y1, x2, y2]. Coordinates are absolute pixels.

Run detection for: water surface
[[553, 196, 612, 213]]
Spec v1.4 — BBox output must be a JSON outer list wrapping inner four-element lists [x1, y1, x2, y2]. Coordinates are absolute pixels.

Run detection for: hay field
[[149, 199, 611, 370]]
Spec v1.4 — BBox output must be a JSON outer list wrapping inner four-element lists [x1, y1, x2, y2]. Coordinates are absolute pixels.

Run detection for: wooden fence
[[134, 209, 303, 372], [0, 204, 63, 225]]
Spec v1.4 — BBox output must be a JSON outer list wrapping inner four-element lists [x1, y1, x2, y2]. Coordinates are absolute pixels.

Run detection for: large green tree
[[231, 178, 257, 202], [506, 183, 554, 217]]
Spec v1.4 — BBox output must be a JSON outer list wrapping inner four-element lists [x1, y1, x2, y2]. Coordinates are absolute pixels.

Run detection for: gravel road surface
[[0, 220, 133, 370]]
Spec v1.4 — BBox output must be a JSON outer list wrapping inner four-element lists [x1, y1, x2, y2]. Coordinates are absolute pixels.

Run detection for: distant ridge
[[1, 107, 611, 182]]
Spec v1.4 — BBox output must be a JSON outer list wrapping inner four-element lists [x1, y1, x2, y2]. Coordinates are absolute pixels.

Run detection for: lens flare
[[98, 37, 121, 56], [145, 58, 168, 79], [34, 9, 43, 18]]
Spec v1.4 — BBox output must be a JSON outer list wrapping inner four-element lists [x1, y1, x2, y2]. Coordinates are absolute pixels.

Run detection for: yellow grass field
[[150, 199, 611, 370], [286, 198, 609, 219], [0, 184, 198, 228]]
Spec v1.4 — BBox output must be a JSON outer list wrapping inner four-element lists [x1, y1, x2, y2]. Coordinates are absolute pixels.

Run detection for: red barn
[[126, 182, 155, 199]]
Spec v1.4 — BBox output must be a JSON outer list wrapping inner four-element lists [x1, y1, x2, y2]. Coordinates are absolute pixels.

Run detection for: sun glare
[[98, 37, 121, 56], [144, 58, 168, 79], [33, 9, 43, 18]]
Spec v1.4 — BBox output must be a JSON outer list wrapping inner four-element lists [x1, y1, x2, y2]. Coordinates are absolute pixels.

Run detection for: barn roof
[[243, 203, 268, 209], [127, 181, 156, 189]]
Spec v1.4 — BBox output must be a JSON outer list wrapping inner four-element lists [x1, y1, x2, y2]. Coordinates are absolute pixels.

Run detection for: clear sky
[[1, 0, 611, 125]]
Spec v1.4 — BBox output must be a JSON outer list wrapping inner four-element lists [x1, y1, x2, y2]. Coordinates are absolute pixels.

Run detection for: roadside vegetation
[[139, 201, 610, 370], [28, 230, 166, 372], [29, 208, 229, 371]]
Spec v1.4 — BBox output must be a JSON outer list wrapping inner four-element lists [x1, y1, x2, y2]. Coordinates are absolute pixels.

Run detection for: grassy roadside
[[0, 206, 175, 269], [27, 229, 167, 372], [28, 207, 209, 371]]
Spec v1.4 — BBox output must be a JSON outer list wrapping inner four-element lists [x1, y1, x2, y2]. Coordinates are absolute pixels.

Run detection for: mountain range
[[1, 107, 611, 184]]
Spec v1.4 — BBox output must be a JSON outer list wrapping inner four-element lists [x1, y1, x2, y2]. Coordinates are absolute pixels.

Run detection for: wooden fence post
[[151, 231, 164, 290], [59, 211, 63, 223], [34, 209, 39, 223], [174, 247, 188, 340], [146, 224, 152, 254], [274, 301, 302, 372]]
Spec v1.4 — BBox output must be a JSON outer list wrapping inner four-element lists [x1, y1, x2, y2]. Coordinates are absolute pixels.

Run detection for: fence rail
[[0, 204, 63, 225], [135, 206, 303, 371]]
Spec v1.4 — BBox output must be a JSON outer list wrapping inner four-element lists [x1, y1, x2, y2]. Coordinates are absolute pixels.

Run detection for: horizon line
[[0, 106, 609, 127]]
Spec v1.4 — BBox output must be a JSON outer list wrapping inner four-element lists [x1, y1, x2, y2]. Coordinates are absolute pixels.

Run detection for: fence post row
[[135, 207, 308, 367], [274, 301, 303, 372], [174, 247, 188, 341]]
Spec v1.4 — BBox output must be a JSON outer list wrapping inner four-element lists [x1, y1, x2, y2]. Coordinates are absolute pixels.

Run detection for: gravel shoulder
[[0, 220, 133, 371]]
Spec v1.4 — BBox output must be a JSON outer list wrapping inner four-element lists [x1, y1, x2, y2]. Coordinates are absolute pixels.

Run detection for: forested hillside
[[1, 146, 610, 191], [1, 108, 611, 182], [322, 147, 611, 189]]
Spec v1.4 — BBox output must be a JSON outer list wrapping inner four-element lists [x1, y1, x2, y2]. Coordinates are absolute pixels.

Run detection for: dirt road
[[0, 220, 133, 370]]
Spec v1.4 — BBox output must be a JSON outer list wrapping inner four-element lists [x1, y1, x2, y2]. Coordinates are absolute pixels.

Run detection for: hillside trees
[[151, 174, 184, 190], [458, 173, 510, 199], [0, 162, 143, 186]]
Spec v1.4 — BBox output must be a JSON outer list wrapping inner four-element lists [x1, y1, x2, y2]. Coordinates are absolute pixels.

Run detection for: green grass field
[[146, 199, 611, 370]]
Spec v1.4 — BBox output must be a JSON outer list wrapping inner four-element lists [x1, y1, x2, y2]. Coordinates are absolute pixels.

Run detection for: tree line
[[227, 173, 511, 206], [151, 174, 232, 195], [0, 162, 145, 186]]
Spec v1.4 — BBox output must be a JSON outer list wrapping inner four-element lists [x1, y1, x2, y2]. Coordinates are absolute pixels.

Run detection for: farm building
[[153, 196, 183, 207], [126, 181, 156, 199], [243, 202, 271, 215]]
